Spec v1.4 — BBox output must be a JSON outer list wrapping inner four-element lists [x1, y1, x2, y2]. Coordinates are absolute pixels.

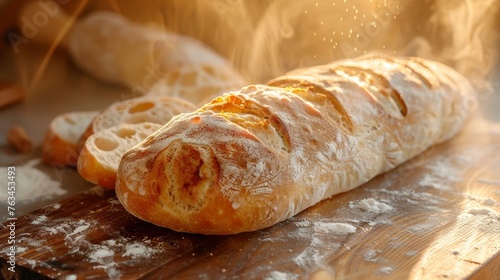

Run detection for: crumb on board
[[6, 125, 33, 153]]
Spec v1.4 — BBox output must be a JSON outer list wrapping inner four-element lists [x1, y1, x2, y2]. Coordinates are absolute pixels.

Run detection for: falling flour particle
[[314, 222, 357, 234], [65, 275, 77, 280], [350, 198, 393, 213]]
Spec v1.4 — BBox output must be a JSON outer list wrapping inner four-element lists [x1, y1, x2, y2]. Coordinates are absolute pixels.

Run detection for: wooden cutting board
[[1, 117, 500, 280]]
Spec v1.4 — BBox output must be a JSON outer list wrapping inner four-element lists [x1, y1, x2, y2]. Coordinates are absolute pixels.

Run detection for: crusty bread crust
[[116, 55, 476, 234]]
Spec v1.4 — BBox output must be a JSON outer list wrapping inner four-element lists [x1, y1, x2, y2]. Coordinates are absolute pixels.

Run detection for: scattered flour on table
[[84, 238, 160, 279], [349, 198, 393, 213], [378, 188, 446, 209], [468, 208, 491, 216], [89, 246, 115, 262], [378, 266, 394, 274], [15, 234, 43, 253], [122, 242, 158, 258], [364, 248, 387, 263], [67, 223, 91, 240], [407, 222, 438, 234], [25, 259, 36, 269], [260, 219, 358, 277], [483, 198, 496, 206], [406, 250, 418, 256], [416, 150, 486, 192], [40, 219, 91, 240], [8, 212, 163, 280], [31, 215, 48, 225], [16, 247, 27, 253], [265, 271, 299, 280], [314, 222, 357, 234], [0, 159, 66, 204], [463, 206, 500, 233], [418, 174, 453, 191], [85, 237, 159, 261], [427, 155, 467, 175], [418, 157, 463, 191], [262, 150, 491, 278]]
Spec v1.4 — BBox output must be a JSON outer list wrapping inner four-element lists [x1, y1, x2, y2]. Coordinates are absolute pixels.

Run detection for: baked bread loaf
[[78, 122, 163, 189], [42, 111, 98, 167], [77, 95, 196, 153], [115, 55, 476, 234], [17, 4, 246, 104]]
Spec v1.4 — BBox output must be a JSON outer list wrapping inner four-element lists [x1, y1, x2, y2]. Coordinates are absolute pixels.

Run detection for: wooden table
[[0, 115, 499, 279]]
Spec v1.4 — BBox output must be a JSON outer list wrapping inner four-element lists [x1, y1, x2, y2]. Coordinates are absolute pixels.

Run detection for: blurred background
[[2, 0, 500, 85]]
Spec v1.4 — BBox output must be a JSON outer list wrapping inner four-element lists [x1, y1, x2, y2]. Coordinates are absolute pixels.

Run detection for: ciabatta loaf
[[77, 95, 196, 153], [116, 55, 476, 234], [78, 122, 163, 189], [42, 111, 98, 167]]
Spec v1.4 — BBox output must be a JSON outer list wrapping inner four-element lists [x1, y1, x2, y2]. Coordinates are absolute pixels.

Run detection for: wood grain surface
[[0, 116, 499, 280]]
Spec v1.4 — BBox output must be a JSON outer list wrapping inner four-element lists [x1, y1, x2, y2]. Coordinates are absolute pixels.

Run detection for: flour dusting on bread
[[116, 55, 476, 234]]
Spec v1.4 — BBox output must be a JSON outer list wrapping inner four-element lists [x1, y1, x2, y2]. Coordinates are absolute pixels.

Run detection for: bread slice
[[77, 95, 196, 153], [77, 122, 163, 189], [42, 111, 99, 167]]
